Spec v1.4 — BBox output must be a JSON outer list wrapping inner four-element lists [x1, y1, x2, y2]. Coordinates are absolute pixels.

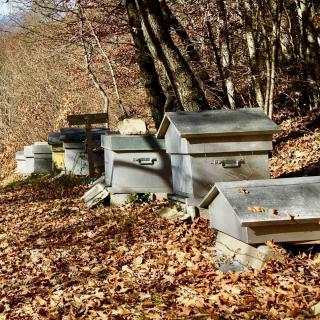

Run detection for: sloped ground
[[271, 108, 320, 178], [0, 177, 319, 319]]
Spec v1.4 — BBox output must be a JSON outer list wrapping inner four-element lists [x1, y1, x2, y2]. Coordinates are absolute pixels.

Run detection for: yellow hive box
[[52, 146, 65, 172]]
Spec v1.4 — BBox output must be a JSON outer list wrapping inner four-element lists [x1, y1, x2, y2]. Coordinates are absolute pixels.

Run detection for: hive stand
[[82, 175, 110, 208], [156, 108, 280, 206], [67, 113, 108, 178], [214, 232, 284, 270]]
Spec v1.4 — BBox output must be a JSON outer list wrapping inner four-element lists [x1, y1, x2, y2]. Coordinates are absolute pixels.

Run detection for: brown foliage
[[0, 177, 319, 319]]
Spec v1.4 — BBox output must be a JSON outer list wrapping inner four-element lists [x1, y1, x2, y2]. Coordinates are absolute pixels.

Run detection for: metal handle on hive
[[133, 158, 157, 165], [221, 159, 244, 168]]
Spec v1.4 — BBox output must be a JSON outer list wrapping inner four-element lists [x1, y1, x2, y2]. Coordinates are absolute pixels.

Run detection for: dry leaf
[[248, 206, 265, 213], [286, 212, 295, 220], [0, 175, 318, 319], [237, 188, 250, 194], [269, 208, 278, 215], [133, 256, 143, 265]]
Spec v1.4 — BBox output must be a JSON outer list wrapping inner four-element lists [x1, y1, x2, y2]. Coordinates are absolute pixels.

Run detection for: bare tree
[[125, 0, 166, 126], [135, 0, 209, 112], [216, 0, 236, 108], [238, 0, 264, 109]]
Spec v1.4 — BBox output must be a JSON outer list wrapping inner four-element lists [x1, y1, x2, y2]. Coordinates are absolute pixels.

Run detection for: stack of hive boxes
[[156, 108, 280, 205], [61, 127, 108, 176], [15, 142, 52, 174]]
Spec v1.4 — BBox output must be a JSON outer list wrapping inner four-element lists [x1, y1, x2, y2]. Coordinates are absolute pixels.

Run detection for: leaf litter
[[0, 177, 319, 319]]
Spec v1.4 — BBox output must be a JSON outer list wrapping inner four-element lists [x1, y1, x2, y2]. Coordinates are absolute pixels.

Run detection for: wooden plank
[[247, 223, 320, 243], [215, 232, 284, 269], [85, 124, 95, 177], [292, 239, 320, 245], [67, 113, 108, 125]]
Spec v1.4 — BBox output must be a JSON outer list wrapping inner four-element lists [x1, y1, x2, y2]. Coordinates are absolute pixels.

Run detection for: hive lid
[[156, 108, 280, 139], [60, 127, 109, 142], [101, 134, 166, 151], [32, 142, 52, 154], [200, 176, 320, 227], [48, 132, 62, 146]]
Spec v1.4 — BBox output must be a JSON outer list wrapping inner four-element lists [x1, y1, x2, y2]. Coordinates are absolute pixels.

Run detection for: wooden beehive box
[[32, 142, 52, 174], [156, 108, 280, 205], [60, 128, 107, 176], [101, 134, 172, 193], [200, 176, 320, 244]]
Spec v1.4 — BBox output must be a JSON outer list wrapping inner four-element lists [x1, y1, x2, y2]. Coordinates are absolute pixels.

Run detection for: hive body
[[157, 108, 280, 205], [101, 135, 172, 193]]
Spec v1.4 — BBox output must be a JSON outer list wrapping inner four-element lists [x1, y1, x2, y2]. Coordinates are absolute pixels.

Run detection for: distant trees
[[1, 0, 320, 130]]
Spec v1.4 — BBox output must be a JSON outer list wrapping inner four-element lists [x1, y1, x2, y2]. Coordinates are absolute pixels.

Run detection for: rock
[[110, 193, 131, 206], [118, 119, 147, 135], [158, 207, 184, 220], [311, 302, 320, 316]]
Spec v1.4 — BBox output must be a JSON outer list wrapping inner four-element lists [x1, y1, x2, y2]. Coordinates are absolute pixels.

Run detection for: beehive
[[157, 108, 280, 205]]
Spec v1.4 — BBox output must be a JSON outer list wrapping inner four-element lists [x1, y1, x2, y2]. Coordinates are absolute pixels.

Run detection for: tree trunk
[[258, 0, 282, 117], [295, 0, 320, 108], [245, 24, 264, 109], [125, 0, 166, 127], [135, 0, 209, 111], [217, 0, 236, 108], [207, 21, 230, 107], [159, 0, 225, 104], [238, 0, 264, 109]]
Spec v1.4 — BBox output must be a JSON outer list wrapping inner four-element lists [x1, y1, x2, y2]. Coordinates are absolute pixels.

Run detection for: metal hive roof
[[200, 176, 320, 227], [156, 108, 280, 138]]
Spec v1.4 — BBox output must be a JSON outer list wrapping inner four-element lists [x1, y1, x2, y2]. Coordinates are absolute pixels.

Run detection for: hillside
[[0, 177, 319, 319], [0, 0, 319, 179], [0, 1, 319, 319]]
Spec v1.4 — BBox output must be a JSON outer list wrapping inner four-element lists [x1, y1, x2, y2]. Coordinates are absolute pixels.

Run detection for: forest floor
[[0, 109, 319, 319], [0, 176, 319, 320]]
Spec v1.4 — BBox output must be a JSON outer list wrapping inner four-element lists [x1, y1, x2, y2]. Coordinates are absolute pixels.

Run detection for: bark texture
[[126, 0, 166, 127], [135, 0, 209, 111], [160, 0, 225, 104]]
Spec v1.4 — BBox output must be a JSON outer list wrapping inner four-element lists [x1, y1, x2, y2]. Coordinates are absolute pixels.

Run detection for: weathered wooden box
[[48, 132, 65, 172], [156, 108, 280, 205], [61, 128, 106, 176], [32, 142, 53, 174], [101, 134, 172, 193], [16, 151, 27, 174], [200, 176, 320, 244], [63, 141, 89, 176], [23, 145, 35, 174]]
